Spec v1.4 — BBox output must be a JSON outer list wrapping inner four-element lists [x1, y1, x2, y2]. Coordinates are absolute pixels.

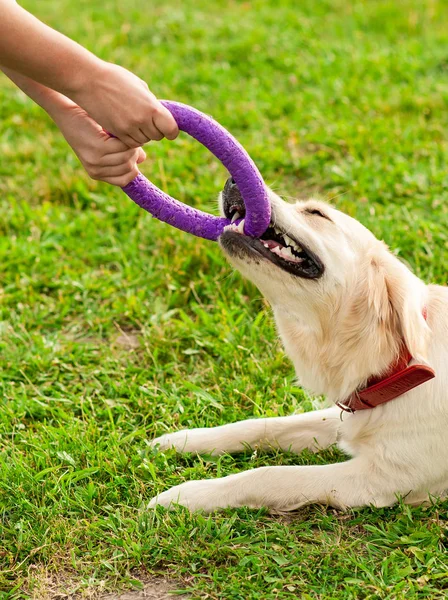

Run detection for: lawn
[[1, 0, 448, 598]]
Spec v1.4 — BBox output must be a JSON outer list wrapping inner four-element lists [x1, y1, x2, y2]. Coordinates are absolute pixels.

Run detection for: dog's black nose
[[223, 176, 237, 194], [222, 176, 245, 220]]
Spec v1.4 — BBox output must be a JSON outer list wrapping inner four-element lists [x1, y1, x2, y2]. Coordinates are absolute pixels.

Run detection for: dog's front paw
[[148, 479, 231, 513], [150, 427, 221, 455], [150, 430, 191, 452]]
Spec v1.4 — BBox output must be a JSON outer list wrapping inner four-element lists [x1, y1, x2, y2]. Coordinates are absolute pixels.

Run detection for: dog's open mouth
[[220, 214, 324, 280]]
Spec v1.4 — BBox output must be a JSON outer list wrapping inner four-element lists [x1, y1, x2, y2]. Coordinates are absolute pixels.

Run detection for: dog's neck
[[273, 302, 403, 403], [268, 248, 431, 404]]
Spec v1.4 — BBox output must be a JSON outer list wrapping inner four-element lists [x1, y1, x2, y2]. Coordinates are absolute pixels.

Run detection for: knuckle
[[92, 166, 102, 177], [83, 155, 96, 169], [166, 129, 178, 140]]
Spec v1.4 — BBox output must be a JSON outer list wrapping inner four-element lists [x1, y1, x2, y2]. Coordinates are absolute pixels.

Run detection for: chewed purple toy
[[121, 101, 270, 241]]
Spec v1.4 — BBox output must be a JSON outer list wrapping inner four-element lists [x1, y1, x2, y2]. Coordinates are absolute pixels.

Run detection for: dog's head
[[219, 178, 430, 398], [219, 177, 365, 304]]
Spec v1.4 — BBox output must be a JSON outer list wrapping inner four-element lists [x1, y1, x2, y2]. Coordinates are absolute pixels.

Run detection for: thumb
[[137, 147, 147, 164]]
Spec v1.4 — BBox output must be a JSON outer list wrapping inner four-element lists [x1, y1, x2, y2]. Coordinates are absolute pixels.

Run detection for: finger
[[110, 131, 143, 149], [153, 106, 179, 140], [140, 124, 164, 142], [137, 148, 147, 164], [102, 135, 131, 154], [88, 162, 138, 184], [100, 127, 141, 150], [98, 161, 138, 178], [103, 169, 138, 187], [131, 128, 151, 145], [100, 148, 138, 167]]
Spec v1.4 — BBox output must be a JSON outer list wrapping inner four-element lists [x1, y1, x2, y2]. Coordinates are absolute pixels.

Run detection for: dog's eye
[[305, 208, 329, 220]]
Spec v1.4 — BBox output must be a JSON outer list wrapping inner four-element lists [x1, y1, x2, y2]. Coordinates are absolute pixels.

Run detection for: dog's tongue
[[264, 239, 283, 249], [261, 237, 304, 264]]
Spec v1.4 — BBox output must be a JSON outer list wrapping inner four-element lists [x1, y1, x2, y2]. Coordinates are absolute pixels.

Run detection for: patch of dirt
[[25, 567, 189, 599], [61, 326, 141, 350], [113, 330, 140, 350], [100, 580, 189, 600]]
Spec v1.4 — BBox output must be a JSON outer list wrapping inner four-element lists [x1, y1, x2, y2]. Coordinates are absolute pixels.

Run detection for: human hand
[[70, 62, 179, 148], [53, 100, 146, 186], [1, 2, 178, 148]]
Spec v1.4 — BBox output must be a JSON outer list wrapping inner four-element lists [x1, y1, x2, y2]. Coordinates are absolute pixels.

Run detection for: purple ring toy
[[121, 101, 270, 241]]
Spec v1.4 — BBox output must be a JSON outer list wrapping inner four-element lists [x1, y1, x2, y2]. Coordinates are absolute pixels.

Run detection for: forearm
[[0, 0, 102, 98], [1, 66, 146, 187], [0, 66, 73, 122], [0, 0, 179, 146]]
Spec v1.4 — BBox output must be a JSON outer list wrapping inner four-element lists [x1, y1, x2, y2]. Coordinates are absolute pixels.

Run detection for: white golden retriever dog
[[149, 178, 448, 513]]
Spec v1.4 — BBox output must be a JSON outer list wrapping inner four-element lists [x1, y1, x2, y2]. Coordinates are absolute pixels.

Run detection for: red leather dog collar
[[337, 309, 435, 413]]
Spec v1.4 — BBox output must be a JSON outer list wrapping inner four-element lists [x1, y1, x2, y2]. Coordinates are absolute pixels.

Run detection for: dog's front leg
[[150, 407, 341, 455], [149, 457, 397, 513]]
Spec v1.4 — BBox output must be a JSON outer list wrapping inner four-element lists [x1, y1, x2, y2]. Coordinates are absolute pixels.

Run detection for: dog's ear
[[384, 257, 429, 362], [368, 246, 429, 362]]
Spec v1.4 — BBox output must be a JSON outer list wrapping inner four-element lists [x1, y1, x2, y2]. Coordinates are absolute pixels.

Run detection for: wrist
[[1, 65, 76, 119], [46, 93, 78, 124], [63, 57, 108, 102], [27, 85, 77, 124]]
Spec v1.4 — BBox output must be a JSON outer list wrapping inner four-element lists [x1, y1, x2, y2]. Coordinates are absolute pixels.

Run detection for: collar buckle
[[336, 398, 356, 414]]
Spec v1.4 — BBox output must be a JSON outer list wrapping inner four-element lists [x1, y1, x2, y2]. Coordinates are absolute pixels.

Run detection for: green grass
[[2, 0, 448, 597]]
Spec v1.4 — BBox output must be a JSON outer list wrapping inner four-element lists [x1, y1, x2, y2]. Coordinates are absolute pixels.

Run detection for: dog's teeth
[[237, 218, 245, 234], [281, 246, 294, 259], [224, 223, 241, 233], [283, 234, 294, 247], [231, 211, 241, 224], [224, 218, 245, 234]]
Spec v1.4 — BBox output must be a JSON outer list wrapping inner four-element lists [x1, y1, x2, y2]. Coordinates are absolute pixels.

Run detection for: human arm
[[1, 67, 145, 186], [0, 0, 179, 147]]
